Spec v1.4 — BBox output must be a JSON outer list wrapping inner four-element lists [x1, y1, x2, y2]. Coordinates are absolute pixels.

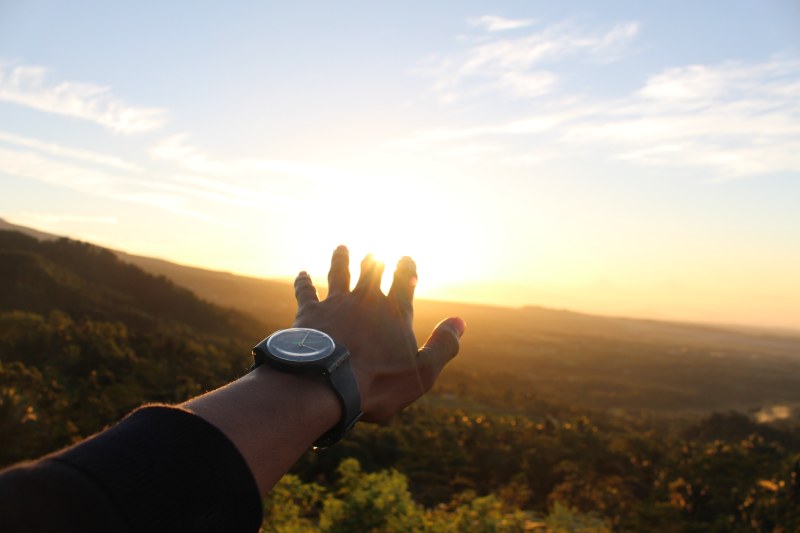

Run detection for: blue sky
[[1, 1, 798, 328]]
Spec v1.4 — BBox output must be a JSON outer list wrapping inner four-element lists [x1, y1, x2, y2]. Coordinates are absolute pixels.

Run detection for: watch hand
[[298, 331, 312, 348]]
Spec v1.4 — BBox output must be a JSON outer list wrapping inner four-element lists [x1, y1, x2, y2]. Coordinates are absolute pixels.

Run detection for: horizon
[[3, 214, 798, 335], [1, 1, 798, 330]]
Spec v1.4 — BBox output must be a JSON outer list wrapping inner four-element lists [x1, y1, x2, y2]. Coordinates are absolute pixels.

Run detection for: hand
[[292, 245, 466, 422]]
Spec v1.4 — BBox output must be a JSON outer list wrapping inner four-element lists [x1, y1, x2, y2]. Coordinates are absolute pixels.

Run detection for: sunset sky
[[1, 1, 798, 329]]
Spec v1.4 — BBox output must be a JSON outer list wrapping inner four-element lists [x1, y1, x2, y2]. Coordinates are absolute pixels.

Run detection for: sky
[[1, 1, 798, 330]]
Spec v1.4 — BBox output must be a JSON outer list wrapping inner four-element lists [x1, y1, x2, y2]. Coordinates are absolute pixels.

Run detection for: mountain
[[0, 217, 294, 328], [0, 228, 278, 467], [0, 230, 265, 339], [0, 217, 59, 241], [114, 250, 295, 328], [3, 218, 800, 414]]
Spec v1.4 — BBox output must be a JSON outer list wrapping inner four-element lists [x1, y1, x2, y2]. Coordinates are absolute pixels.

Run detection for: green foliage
[[544, 502, 611, 533], [0, 231, 268, 465], [424, 492, 530, 532], [3, 228, 800, 530], [262, 459, 558, 532], [263, 474, 324, 532], [287, 404, 800, 531], [319, 458, 424, 532], [0, 308, 251, 465]]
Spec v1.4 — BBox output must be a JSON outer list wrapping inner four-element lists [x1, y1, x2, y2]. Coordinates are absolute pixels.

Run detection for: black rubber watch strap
[[313, 357, 363, 449]]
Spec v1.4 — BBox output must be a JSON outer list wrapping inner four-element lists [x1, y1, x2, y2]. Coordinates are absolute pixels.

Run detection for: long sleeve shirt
[[0, 406, 263, 532]]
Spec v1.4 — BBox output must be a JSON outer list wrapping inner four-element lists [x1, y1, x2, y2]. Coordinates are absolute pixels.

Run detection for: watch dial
[[267, 328, 336, 362]]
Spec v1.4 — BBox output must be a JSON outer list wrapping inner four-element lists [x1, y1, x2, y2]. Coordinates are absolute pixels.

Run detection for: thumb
[[418, 317, 466, 376]]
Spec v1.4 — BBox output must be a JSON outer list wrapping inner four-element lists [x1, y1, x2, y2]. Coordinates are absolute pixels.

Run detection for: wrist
[[252, 328, 362, 448], [183, 364, 341, 497], [249, 365, 341, 425]]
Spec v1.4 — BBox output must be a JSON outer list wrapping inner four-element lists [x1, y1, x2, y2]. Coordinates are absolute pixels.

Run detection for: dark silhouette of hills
[[0, 217, 294, 328], [0, 230, 263, 339], [114, 249, 295, 328]]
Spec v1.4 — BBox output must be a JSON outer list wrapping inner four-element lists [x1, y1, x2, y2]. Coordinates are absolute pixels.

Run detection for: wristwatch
[[252, 328, 363, 449]]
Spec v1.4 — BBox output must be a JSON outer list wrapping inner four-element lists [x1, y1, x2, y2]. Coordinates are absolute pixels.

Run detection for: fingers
[[417, 317, 466, 389], [388, 256, 417, 319], [327, 245, 351, 297], [353, 254, 385, 294], [294, 271, 319, 308]]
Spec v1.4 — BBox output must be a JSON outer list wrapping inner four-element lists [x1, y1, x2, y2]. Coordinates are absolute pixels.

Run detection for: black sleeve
[[0, 406, 263, 533]]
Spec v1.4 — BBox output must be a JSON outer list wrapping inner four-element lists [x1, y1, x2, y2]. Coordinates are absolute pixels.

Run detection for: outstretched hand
[[292, 245, 465, 422]]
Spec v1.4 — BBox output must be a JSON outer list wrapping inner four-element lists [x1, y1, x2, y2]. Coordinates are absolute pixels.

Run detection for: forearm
[[182, 364, 341, 497]]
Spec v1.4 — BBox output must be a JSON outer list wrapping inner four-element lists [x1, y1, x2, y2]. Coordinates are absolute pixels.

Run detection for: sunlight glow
[[276, 172, 484, 296], [3, 4, 798, 330]]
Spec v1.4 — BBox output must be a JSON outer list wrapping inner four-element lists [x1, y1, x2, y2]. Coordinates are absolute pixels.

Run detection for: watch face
[[266, 328, 336, 363]]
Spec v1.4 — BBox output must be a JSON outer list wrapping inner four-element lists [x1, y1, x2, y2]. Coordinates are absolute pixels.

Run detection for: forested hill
[[0, 216, 293, 328], [3, 224, 800, 529], [0, 230, 264, 339], [0, 229, 270, 467]]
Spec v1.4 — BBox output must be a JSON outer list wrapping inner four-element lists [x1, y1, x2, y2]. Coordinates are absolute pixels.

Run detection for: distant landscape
[[1, 220, 799, 531]]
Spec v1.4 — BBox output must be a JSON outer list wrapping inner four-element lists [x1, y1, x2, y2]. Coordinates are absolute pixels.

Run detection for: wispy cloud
[[395, 106, 594, 144], [0, 132, 353, 222], [467, 15, 535, 32], [15, 212, 119, 226], [0, 130, 142, 172], [0, 61, 167, 133], [150, 134, 353, 185], [410, 25, 800, 181], [0, 147, 228, 222], [426, 19, 639, 102], [565, 58, 800, 179], [637, 59, 800, 104]]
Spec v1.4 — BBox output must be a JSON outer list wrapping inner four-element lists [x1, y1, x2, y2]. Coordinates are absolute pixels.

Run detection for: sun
[[289, 197, 482, 297]]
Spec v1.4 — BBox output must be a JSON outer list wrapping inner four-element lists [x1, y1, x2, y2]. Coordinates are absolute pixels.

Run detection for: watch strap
[[313, 357, 363, 449]]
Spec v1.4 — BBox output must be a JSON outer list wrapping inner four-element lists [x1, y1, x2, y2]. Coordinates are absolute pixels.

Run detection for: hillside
[[2, 218, 799, 415], [0, 217, 293, 328], [0, 230, 266, 339], [2, 221, 800, 529], [0, 229, 272, 467], [419, 301, 800, 415]]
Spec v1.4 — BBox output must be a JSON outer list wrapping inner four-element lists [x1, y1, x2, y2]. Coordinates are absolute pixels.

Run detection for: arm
[[0, 245, 464, 531], [183, 246, 466, 496]]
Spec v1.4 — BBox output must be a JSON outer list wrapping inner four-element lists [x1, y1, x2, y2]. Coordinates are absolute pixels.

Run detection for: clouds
[[637, 58, 800, 105], [0, 62, 167, 133], [151, 135, 322, 181], [0, 130, 142, 172], [428, 19, 640, 102], [567, 58, 800, 178], [0, 123, 356, 225], [0, 56, 341, 222], [2, 12, 798, 237], [467, 16, 535, 32], [0, 132, 310, 222], [15, 212, 119, 226], [412, 19, 800, 180], [0, 146, 211, 220]]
